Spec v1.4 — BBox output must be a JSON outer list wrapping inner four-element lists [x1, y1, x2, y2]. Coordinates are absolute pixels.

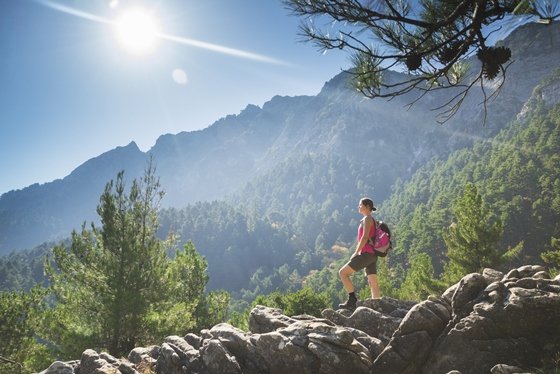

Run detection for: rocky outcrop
[[39, 265, 560, 374], [373, 265, 560, 374]]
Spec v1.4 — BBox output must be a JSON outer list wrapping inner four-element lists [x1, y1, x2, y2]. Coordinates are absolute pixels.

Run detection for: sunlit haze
[[0, 0, 349, 194]]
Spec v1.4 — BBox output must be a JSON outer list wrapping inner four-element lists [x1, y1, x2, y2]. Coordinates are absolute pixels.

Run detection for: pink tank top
[[358, 218, 376, 254]]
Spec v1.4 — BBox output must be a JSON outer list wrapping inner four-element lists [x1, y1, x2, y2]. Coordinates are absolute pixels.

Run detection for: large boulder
[[370, 265, 560, 374], [422, 266, 560, 374], [371, 296, 452, 373]]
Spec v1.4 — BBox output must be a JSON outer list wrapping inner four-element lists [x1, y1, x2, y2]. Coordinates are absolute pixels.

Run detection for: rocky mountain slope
[[38, 264, 560, 374]]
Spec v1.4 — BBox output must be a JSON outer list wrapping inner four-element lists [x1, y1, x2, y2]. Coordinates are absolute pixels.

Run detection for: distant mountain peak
[[239, 103, 262, 117]]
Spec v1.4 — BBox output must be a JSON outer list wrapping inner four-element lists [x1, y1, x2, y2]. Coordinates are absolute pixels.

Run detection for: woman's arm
[[353, 216, 373, 257]]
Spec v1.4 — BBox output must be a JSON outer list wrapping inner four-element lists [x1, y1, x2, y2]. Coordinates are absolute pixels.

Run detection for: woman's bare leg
[[367, 274, 381, 299], [339, 264, 356, 293]]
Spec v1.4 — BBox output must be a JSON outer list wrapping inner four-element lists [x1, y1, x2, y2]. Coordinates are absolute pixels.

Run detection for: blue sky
[[0, 0, 350, 194]]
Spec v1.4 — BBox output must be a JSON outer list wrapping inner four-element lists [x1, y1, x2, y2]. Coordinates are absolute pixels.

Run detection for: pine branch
[[0, 355, 23, 368]]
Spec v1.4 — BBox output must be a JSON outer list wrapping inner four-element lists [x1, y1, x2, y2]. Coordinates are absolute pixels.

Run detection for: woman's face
[[358, 201, 369, 215]]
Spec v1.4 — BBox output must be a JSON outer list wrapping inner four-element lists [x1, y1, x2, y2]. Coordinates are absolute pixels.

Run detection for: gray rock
[[252, 330, 318, 373], [38, 361, 74, 374], [482, 268, 504, 283], [503, 268, 520, 281], [184, 333, 203, 349], [322, 306, 401, 344], [249, 304, 298, 333], [491, 363, 536, 373], [201, 339, 242, 374], [118, 361, 139, 374], [99, 352, 119, 366], [517, 265, 546, 278], [370, 298, 450, 373], [253, 319, 371, 374], [373, 330, 433, 374], [200, 328, 213, 340], [350, 331, 384, 361], [441, 282, 459, 304], [359, 296, 416, 317], [428, 294, 451, 312], [208, 323, 269, 373], [128, 345, 159, 365], [533, 271, 550, 279], [292, 313, 334, 324], [163, 335, 196, 354], [395, 300, 449, 339], [451, 273, 488, 320], [155, 336, 204, 374], [79, 349, 116, 374]]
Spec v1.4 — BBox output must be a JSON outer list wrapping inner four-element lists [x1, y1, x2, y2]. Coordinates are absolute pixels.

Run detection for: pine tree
[[44, 162, 226, 358], [442, 182, 522, 283], [541, 237, 560, 277], [0, 287, 52, 374], [399, 253, 444, 301]]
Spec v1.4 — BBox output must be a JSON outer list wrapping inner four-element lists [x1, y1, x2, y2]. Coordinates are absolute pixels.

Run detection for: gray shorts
[[347, 252, 377, 275]]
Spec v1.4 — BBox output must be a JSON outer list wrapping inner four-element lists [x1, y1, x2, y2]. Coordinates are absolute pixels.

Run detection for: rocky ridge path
[[39, 265, 560, 374]]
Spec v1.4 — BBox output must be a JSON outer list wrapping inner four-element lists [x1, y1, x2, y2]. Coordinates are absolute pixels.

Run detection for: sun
[[114, 8, 159, 55]]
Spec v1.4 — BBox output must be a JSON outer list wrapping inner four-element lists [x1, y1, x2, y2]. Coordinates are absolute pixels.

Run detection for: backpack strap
[[367, 218, 377, 247]]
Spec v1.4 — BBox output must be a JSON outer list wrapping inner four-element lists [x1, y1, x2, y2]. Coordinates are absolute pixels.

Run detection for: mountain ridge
[[0, 21, 558, 255]]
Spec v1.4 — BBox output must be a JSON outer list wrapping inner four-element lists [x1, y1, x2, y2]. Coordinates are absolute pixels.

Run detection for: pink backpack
[[369, 221, 392, 257]]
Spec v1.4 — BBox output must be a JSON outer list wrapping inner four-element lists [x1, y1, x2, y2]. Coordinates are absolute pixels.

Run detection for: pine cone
[[477, 48, 491, 64], [477, 47, 510, 80], [438, 41, 464, 64], [483, 62, 500, 80], [406, 54, 422, 71], [477, 46, 512, 66], [438, 47, 455, 64], [493, 46, 512, 65]]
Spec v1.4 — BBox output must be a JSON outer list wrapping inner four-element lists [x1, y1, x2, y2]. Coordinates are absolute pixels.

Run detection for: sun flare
[[114, 8, 159, 55], [39, 1, 286, 64]]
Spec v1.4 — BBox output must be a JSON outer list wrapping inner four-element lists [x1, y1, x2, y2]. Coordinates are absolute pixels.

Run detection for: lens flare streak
[[160, 33, 287, 65], [35, 0, 289, 65], [37, 0, 113, 25]]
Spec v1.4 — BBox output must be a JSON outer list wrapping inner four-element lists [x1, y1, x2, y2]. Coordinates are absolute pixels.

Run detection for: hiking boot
[[338, 295, 357, 310]]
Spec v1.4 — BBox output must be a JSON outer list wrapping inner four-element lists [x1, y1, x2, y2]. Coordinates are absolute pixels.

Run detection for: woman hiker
[[338, 197, 380, 309]]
